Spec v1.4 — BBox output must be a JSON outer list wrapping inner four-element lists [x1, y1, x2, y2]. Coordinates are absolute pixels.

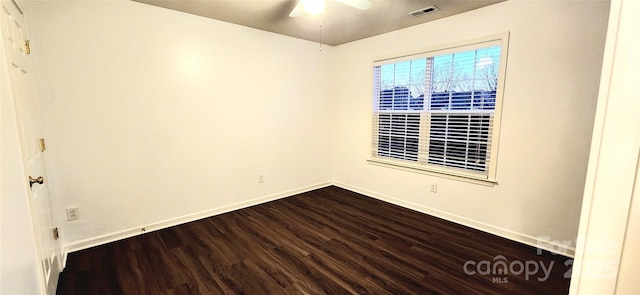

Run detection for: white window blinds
[[371, 36, 507, 181]]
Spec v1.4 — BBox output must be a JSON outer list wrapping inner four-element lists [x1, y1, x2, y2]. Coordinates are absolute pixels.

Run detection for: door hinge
[[39, 138, 46, 152], [25, 40, 31, 54], [52, 227, 60, 240]]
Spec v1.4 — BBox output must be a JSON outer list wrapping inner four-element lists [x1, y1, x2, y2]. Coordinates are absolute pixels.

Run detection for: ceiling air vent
[[408, 5, 439, 18]]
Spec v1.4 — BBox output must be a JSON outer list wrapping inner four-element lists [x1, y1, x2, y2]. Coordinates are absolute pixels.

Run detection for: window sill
[[366, 158, 498, 187]]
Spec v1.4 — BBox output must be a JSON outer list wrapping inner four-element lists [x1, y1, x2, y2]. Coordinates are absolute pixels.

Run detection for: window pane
[[379, 60, 426, 111], [428, 113, 492, 172], [376, 113, 420, 162], [429, 46, 501, 111]]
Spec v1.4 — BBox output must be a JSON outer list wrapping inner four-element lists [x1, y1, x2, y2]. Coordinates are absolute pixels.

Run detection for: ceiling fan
[[289, 0, 373, 17]]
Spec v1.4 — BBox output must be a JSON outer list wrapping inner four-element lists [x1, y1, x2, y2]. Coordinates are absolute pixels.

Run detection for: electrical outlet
[[258, 175, 264, 183], [66, 206, 79, 221], [430, 183, 438, 193]]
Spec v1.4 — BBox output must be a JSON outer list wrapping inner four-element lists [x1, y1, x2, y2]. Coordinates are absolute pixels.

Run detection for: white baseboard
[[332, 181, 576, 258], [65, 180, 575, 258], [65, 181, 332, 253]]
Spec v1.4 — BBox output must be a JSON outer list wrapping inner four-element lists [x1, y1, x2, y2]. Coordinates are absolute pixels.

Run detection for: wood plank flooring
[[56, 186, 572, 294]]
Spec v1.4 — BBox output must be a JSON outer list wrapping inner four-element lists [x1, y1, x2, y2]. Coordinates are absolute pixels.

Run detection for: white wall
[[330, 0, 610, 253], [25, 0, 333, 249]]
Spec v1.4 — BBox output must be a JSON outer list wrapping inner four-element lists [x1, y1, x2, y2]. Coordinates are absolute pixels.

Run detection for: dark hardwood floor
[[56, 186, 572, 294]]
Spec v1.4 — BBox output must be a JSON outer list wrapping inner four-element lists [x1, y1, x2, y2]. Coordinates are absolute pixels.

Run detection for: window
[[371, 35, 508, 182]]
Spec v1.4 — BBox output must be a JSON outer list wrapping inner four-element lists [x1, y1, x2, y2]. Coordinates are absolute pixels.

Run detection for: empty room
[[1, 0, 638, 294]]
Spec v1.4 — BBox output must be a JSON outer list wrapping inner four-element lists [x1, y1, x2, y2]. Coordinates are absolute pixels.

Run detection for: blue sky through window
[[380, 46, 501, 98]]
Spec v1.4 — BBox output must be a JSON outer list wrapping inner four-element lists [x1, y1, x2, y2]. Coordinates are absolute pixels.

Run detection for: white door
[[0, 0, 61, 294]]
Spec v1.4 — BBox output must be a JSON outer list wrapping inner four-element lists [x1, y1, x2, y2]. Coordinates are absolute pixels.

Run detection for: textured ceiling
[[132, 0, 505, 46]]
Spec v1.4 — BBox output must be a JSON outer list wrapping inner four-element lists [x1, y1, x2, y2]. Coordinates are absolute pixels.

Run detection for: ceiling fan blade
[[289, 1, 304, 17], [335, 0, 372, 10]]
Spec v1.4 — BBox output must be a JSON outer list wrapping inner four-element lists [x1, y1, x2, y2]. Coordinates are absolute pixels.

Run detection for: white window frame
[[367, 33, 509, 185]]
